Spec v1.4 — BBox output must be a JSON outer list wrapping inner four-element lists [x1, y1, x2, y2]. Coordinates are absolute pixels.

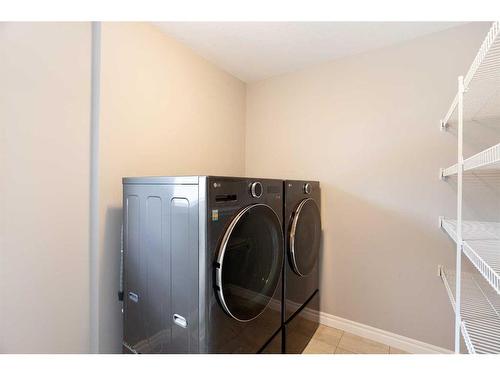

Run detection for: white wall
[[0, 23, 91, 353], [245, 23, 491, 350], [97, 22, 246, 353]]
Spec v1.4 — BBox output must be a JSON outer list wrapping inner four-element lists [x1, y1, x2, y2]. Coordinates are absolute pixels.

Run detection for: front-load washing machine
[[121, 176, 284, 353], [283, 180, 321, 353]]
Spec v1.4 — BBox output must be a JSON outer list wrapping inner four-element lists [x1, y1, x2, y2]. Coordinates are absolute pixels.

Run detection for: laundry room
[[1, 1, 500, 373]]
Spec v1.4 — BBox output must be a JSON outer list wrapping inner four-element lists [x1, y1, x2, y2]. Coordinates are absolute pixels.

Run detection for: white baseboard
[[317, 311, 452, 354]]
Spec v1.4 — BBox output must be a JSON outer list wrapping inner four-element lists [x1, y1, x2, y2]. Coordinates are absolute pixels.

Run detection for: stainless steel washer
[[121, 176, 284, 353]]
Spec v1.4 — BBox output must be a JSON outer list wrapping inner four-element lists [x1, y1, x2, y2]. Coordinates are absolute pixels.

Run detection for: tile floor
[[303, 324, 409, 354]]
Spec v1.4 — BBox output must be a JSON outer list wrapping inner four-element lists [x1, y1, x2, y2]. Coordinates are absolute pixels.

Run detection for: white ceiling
[[154, 22, 465, 82]]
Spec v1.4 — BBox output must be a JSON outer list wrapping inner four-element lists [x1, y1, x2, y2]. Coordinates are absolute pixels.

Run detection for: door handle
[[128, 292, 139, 303], [173, 314, 188, 328]]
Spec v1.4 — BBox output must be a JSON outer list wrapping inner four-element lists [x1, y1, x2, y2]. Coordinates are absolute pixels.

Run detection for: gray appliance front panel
[[283, 180, 321, 322], [123, 183, 200, 353]]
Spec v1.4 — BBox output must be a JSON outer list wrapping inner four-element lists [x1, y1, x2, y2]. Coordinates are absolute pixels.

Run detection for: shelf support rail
[[454, 75, 465, 354], [441, 94, 457, 131]]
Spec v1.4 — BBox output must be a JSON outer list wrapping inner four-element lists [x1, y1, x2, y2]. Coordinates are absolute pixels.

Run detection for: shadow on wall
[[319, 184, 465, 350], [100, 206, 123, 353]]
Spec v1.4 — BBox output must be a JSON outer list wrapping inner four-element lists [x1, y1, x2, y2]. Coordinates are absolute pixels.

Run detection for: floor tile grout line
[[311, 324, 401, 354], [337, 329, 353, 354], [335, 329, 346, 354]]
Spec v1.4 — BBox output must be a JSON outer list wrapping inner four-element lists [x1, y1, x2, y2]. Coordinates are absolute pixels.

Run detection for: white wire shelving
[[440, 142, 500, 178], [439, 21, 500, 353], [440, 218, 500, 294], [442, 22, 500, 130], [439, 266, 500, 354]]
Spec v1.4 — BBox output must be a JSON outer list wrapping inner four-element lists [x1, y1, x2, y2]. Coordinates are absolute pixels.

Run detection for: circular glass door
[[289, 198, 321, 277], [215, 204, 284, 322]]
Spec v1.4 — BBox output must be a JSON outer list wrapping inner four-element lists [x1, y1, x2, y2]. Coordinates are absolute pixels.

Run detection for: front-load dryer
[[283, 180, 321, 353], [122, 176, 284, 353]]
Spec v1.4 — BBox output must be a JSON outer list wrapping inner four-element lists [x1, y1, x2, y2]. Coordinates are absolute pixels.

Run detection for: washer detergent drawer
[[123, 184, 199, 353]]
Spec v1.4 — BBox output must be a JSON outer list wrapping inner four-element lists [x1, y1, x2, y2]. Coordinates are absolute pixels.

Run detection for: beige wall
[[245, 23, 491, 350], [0, 23, 91, 353], [98, 22, 246, 353], [2, 21, 493, 353]]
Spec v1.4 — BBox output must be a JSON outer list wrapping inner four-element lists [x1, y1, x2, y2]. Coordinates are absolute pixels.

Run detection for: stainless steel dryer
[[283, 180, 321, 353], [121, 176, 284, 353]]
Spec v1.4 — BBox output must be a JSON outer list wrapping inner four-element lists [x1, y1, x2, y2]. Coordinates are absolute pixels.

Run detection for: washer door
[[289, 198, 321, 277], [215, 204, 284, 322]]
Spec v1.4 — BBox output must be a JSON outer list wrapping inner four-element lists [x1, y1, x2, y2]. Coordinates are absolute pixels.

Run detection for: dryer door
[[215, 204, 284, 322], [289, 198, 321, 277]]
